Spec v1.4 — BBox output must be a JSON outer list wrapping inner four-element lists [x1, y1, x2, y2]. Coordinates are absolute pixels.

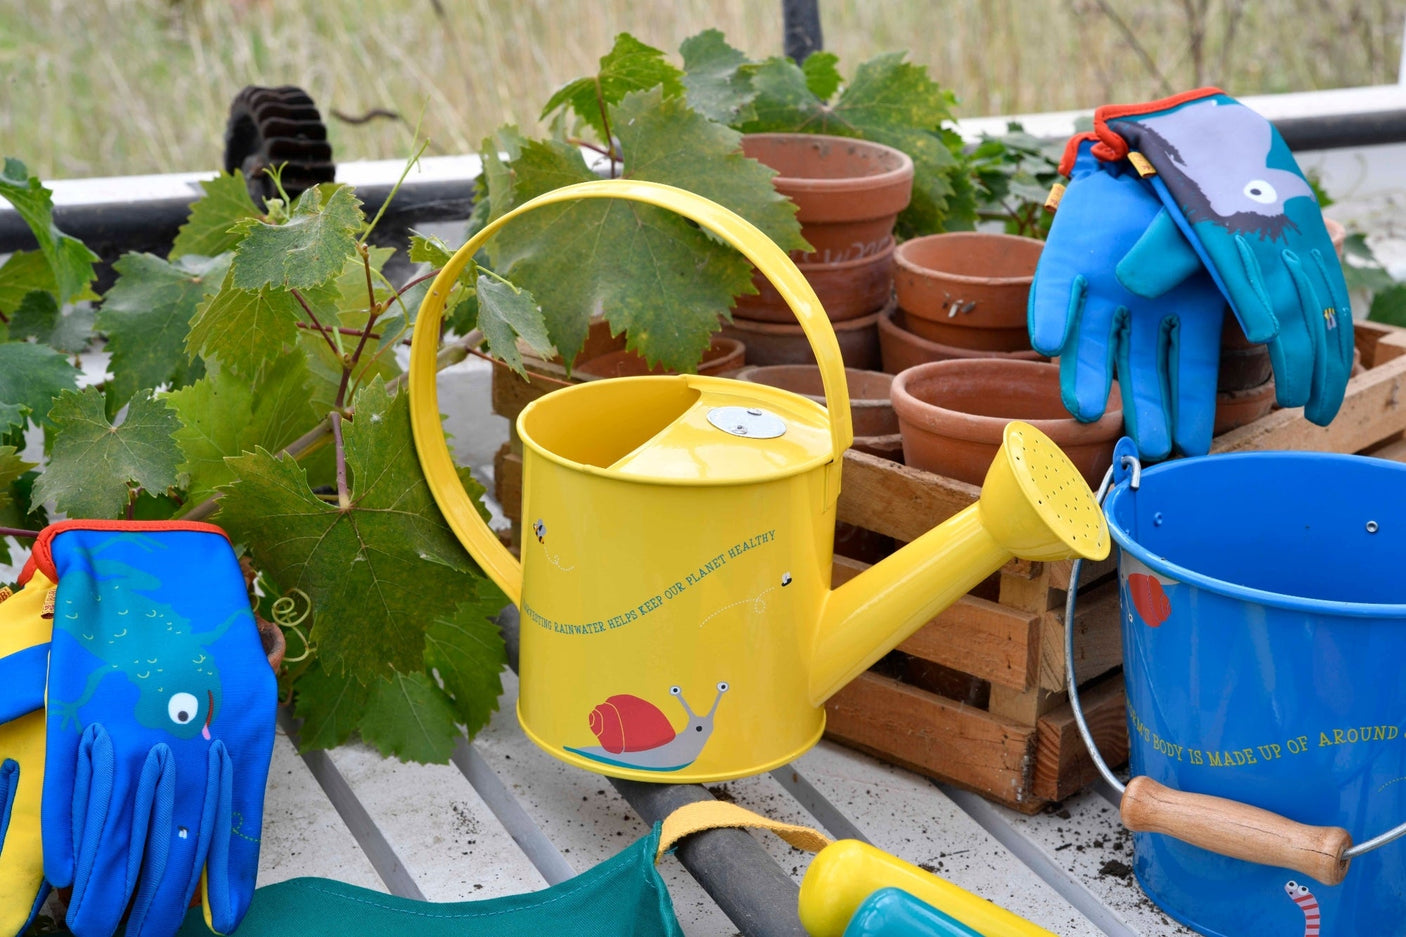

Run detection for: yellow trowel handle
[[408, 179, 854, 603]]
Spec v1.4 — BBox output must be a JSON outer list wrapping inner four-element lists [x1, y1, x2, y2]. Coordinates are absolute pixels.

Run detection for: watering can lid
[[594, 377, 835, 482]]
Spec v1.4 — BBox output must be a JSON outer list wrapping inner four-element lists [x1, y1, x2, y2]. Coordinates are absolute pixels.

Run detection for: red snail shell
[[1128, 573, 1171, 628], [587, 694, 676, 754]]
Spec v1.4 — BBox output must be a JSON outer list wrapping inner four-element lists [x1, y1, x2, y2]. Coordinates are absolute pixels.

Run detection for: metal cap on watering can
[[409, 179, 1110, 783]]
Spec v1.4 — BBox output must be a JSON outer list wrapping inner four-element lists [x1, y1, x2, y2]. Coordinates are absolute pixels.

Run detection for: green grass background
[[2, 0, 1402, 179]]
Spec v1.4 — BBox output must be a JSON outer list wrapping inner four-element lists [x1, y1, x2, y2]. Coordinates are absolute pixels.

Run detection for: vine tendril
[[271, 589, 314, 663]]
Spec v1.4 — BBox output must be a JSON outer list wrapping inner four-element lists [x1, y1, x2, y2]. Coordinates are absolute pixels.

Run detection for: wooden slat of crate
[[1032, 670, 1129, 803]]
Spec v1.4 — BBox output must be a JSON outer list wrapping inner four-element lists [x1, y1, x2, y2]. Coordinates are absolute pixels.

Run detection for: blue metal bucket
[[1103, 450, 1406, 937]]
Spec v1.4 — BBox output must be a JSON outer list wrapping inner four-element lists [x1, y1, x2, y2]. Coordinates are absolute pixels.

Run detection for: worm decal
[[1284, 881, 1320, 937]]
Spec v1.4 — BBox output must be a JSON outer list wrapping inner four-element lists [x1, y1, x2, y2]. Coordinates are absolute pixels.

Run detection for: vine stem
[[0, 526, 39, 539], [329, 412, 351, 509], [178, 332, 481, 523], [296, 322, 382, 340], [290, 288, 342, 357]]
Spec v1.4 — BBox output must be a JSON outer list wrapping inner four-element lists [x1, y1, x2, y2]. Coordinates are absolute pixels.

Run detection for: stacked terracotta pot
[[720, 133, 914, 370]]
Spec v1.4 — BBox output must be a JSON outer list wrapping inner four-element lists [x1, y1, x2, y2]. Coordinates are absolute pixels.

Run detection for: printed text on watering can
[[521, 530, 778, 635]]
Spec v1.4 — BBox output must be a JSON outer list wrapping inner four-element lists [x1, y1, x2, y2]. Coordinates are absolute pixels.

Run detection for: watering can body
[[410, 180, 1110, 782]]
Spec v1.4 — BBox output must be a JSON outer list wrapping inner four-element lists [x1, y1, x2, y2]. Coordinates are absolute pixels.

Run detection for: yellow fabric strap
[[656, 800, 832, 861]]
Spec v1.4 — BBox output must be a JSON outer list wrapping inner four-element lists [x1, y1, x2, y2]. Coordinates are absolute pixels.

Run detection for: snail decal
[[565, 682, 729, 772]]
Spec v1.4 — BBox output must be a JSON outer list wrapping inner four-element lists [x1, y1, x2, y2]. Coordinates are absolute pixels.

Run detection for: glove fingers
[[63, 725, 145, 937], [1117, 309, 1174, 460], [1059, 292, 1121, 423], [1028, 253, 1084, 356], [1168, 303, 1225, 457], [0, 713, 50, 937], [1115, 208, 1203, 299], [1289, 250, 1354, 426], [128, 741, 220, 937], [201, 742, 252, 935], [1258, 246, 1318, 410], [1228, 233, 1285, 345], [121, 746, 177, 937], [0, 644, 48, 725]]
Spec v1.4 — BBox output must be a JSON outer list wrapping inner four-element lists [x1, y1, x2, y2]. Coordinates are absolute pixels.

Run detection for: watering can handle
[[408, 179, 853, 602], [1120, 776, 1351, 886]]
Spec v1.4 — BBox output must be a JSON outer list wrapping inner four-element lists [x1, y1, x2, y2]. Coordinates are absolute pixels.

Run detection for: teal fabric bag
[[175, 802, 830, 937]]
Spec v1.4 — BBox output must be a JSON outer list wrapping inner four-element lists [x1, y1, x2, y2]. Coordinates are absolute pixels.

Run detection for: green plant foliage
[[541, 33, 686, 141], [97, 252, 229, 407], [170, 171, 263, 260], [679, 29, 757, 126], [963, 124, 1066, 238], [0, 341, 78, 432], [186, 270, 338, 379], [31, 388, 181, 518], [359, 671, 463, 763], [230, 184, 363, 291], [0, 251, 59, 317], [0, 446, 34, 512], [0, 158, 99, 304]]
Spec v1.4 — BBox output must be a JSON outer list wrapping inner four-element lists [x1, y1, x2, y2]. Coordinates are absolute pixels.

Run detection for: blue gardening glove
[[38, 522, 277, 937], [1029, 136, 1228, 460], [0, 572, 56, 936], [1092, 88, 1354, 426]]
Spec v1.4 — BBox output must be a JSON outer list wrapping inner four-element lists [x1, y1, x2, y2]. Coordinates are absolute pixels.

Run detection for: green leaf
[[0, 251, 58, 315], [360, 671, 461, 763], [1369, 283, 1406, 327], [97, 252, 230, 406], [0, 468, 46, 566], [170, 171, 262, 259], [425, 587, 508, 737], [475, 272, 550, 376], [679, 29, 757, 126], [8, 290, 93, 354], [409, 232, 456, 268], [0, 446, 35, 512], [292, 659, 372, 752], [31, 388, 182, 518], [168, 351, 321, 506], [230, 184, 363, 291], [801, 51, 842, 101], [215, 379, 485, 679], [0, 158, 99, 304], [187, 266, 337, 379], [540, 33, 685, 144], [0, 341, 79, 431]]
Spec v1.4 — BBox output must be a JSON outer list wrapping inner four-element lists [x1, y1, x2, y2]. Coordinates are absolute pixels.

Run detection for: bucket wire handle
[[407, 179, 854, 603], [1066, 446, 1406, 886]]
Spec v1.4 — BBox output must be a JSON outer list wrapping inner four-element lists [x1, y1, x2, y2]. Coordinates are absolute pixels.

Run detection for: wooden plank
[[836, 448, 979, 542], [1037, 578, 1124, 693], [834, 556, 1039, 691], [794, 743, 1106, 937], [495, 444, 523, 523], [1032, 672, 1129, 803], [824, 672, 1039, 811], [987, 685, 1065, 729], [258, 732, 383, 890], [1211, 349, 1406, 454]]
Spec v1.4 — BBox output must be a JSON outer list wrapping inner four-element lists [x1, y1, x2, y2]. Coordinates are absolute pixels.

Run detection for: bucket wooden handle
[[409, 179, 853, 603], [1121, 776, 1352, 885]]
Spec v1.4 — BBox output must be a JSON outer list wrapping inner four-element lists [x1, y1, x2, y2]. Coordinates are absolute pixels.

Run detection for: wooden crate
[[487, 320, 1406, 812]]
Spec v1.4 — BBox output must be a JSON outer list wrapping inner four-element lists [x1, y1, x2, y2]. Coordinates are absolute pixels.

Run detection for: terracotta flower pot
[[1217, 316, 1273, 392], [734, 241, 894, 323], [741, 132, 914, 265], [1213, 375, 1276, 436], [735, 365, 898, 438], [718, 307, 882, 370], [894, 232, 1043, 351], [574, 336, 746, 379], [890, 358, 1122, 488], [878, 303, 1044, 375]]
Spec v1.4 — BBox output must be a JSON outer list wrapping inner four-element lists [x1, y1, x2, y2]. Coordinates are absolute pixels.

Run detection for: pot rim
[[735, 364, 893, 405], [894, 231, 1045, 288], [878, 303, 1045, 361], [890, 358, 1122, 445], [741, 132, 915, 219], [723, 306, 885, 335]]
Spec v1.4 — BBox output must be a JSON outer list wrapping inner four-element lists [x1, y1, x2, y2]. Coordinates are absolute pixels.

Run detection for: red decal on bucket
[[1129, 573, 1171, 627]]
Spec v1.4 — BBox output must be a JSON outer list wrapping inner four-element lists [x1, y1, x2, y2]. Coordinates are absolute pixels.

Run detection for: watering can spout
[[809, 422, 1109, 706]]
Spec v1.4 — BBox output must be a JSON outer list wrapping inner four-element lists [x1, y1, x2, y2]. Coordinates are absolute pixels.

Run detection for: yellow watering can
[[409, 179, 1109, 783]]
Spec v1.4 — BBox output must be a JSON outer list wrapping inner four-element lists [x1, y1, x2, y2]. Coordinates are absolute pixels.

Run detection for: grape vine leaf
[[31, 388, 182, 518], [475, 273, 551, 376], [230, 184, 363, 291], [215, 378, 488, 680], [187, 267, 337, 379], [167, 351, 321, 507], [359, 671, 461, 763], [679, 29, 757, 126], [291, 659, 372, 752], [97, 252, 230, 406], [740, 53, 960, 236], [424, 585, 508, 737], [0, 446, 34, 512], [170, 171, 262, 260], [0, 251, 57, 315], [8, 289, 94, 354], [802, 52, 843, 101], [484, 88, 800, 371], [0, 341, 79, 431], [0, 158, 100, 304], [0, 469, 45, 567], [540, 33, 685, 144]]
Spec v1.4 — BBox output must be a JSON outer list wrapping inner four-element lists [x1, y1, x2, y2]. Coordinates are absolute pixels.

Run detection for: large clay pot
[[735, 365, 898, 438], [574, 335, 745, 379], [734, 241, 894, 323], [890, 358, 1122, 487], [894, 232, 1042, 351], [1213, 375, 1276, 436], [878, 303, 1043, 375], [741, 133, 914, 265], [719, 307, 882, 370]]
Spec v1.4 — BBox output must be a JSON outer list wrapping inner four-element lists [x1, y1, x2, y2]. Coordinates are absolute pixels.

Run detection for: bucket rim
[[1105, 451, 1406, 619]]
